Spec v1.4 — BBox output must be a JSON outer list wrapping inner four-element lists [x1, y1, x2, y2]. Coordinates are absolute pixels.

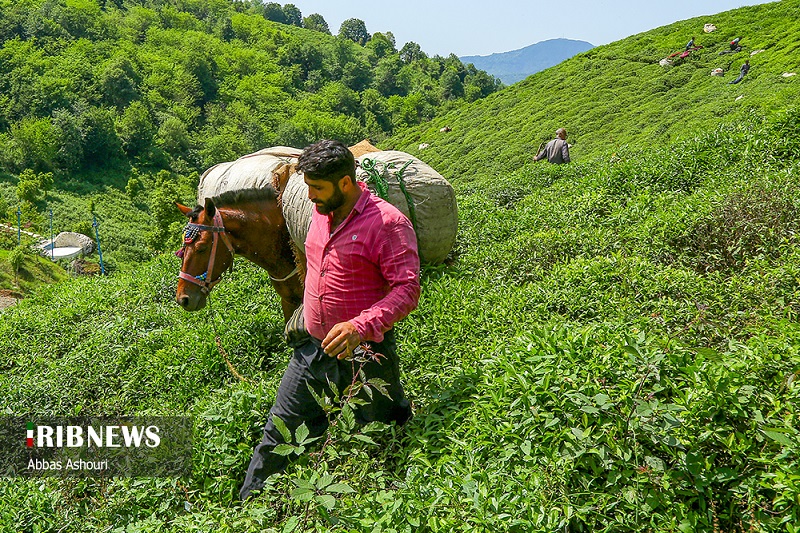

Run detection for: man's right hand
[[321, 321, 362, 360]]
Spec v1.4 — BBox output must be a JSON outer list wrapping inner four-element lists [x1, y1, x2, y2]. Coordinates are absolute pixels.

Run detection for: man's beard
[[314, 185, 345, 215]]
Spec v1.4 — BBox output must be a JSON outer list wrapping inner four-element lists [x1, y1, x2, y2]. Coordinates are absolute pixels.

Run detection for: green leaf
[[645, 455, 665, 472], [521, 440, 532, 456], [623, 344, 641, 357], [307, 384, 330, 412], [593, 393, 611, 407], [326, 483, 355, 493], [354, 434, 377, 445], [653, 433, 681, 448], [695, 347, 723, 361], [272, 444, 296, 456], [315, 494, 337, 510], [282, 516, 301, 533], [762, 429, 794, 446], [367, 378, 391, 398], [273, 416, 292, 444], [314, 474, 334, 490], [327, 378, 339, 399], [291, 486, 314, 501], [296, 423, 310, 445], [340, 404, 356, 431]]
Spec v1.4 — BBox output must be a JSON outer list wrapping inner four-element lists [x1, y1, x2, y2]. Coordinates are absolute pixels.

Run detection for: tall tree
[[116, 101, 155, 158], [338, 18, 369, 46], [282, 4, 302, 27], [303, 13, 330, 34], [400, 41, 426, 63], [262, 2, 285, 23], [367, 32, 396, 61], [440, 68, 464, 100]]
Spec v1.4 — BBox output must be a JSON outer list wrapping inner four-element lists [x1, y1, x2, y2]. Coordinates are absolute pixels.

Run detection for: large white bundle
[[282, 150, 458, 264], [282, 172, 315, 254], [357, 151, 457, 264], [197, 146, 302, 202]]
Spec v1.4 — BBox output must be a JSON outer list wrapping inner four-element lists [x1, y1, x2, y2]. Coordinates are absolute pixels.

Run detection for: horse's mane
[[189, 187, 278, 218]]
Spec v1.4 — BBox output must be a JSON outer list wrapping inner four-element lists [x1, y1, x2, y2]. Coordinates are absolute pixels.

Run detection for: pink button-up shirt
[[303, 182, 421, 343]]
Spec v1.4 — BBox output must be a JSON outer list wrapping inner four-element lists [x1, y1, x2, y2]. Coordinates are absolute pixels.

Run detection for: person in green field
[[534, 128, 571, 164], [729, 59, 750, 84]]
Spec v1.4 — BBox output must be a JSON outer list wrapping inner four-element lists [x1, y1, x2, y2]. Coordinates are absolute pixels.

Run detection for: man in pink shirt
[[240, 139, 420, 500]]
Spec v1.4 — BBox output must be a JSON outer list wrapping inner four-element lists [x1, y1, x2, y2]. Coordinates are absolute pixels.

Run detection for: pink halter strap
[[178, 211, 235, 295]]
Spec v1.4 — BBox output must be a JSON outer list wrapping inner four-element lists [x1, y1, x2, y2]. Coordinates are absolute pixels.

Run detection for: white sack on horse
[[282, 150, 458, 265], [197, 146, 302, 201]]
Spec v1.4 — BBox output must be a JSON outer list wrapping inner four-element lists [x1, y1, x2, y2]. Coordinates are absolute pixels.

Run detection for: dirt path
[[0, 223, 43, 240], [0, 290, 21, 310]]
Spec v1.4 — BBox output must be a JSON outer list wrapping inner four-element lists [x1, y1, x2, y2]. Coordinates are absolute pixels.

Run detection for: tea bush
[[3, 3, 800, 531], [671, 173, 800, 273], [2, 109, 800, 531]]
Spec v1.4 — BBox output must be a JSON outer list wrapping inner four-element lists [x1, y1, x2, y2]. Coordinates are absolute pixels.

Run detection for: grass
[[0, 110, 799, 531], [0, 233, 68, 294], [1, 2, 800, 531]]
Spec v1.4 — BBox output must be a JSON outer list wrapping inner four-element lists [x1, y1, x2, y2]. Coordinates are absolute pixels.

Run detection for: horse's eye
[[195, 246, 208, 254]]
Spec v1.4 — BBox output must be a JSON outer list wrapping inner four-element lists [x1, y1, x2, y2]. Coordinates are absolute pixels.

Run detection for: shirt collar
[[324, 181, 370, 232], [351, 181, 370, 215]]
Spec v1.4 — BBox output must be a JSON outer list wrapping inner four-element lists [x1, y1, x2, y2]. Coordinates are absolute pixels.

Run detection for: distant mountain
[[461, 38, 595, 84], [393, 0, 799, 179]]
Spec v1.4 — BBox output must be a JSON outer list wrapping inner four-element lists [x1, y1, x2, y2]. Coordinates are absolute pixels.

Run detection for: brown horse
[[175, 187, 304, 322]]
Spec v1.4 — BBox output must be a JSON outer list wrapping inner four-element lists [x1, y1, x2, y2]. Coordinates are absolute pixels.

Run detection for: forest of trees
[[0, 0, 502, 183]]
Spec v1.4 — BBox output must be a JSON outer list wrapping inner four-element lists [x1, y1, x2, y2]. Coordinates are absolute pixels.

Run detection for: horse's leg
[[273, 231, 305, 323], [273, 276, 303, 322]]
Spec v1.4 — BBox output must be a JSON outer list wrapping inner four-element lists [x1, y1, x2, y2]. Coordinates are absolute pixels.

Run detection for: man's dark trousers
[[239, 330, 411, 500]]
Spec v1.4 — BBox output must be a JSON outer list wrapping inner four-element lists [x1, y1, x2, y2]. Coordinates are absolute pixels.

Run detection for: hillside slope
[[461, 38, 595, 85], [389, 0, 799, 184], [0, 0, 500, 183], [2, 109, 799, 533], [1, 2, 800, 532]]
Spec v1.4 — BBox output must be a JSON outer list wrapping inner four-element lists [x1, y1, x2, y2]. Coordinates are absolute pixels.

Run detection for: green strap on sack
[[361, 158, 422, 260]]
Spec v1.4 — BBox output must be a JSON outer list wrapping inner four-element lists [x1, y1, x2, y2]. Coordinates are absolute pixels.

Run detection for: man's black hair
[[297, 139, 356, 185]]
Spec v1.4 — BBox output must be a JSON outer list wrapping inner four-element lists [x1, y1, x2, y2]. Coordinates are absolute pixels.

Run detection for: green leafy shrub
[[7, 244, 26, 279], [671, 177, 800, 273]]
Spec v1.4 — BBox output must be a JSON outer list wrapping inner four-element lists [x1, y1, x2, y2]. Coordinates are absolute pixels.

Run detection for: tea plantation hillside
[[1, 113, 799, 532], [1, 2, 800, 532], [388, 0, 799, 184]]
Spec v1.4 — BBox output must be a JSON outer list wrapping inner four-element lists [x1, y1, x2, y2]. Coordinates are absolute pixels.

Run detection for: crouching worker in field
[[729, 59, 750, 84], [534, 127, 571, 164], [239, 139, 420, 501]]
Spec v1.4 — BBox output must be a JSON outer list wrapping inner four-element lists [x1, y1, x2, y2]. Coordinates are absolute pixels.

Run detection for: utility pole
[[49, 209, 54, 260], [92, 215, 105, 275]]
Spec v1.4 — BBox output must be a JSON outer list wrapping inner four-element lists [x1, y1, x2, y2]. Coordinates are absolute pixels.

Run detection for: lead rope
[[207, 295, 253, 384]]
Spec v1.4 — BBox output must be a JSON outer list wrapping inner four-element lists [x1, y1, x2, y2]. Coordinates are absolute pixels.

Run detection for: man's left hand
[[322, 322, 362, 359]]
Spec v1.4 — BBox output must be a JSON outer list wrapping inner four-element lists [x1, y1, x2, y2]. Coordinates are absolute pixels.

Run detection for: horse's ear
[[176, 203, 192, 217], [204, 197, 216, 218]]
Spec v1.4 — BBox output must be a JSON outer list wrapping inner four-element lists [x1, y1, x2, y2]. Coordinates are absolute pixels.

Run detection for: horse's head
[[175, 198, 235, 311]]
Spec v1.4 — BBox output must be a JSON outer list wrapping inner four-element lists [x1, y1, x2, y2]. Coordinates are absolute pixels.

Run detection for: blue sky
[[290, 1, 776, 57]]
